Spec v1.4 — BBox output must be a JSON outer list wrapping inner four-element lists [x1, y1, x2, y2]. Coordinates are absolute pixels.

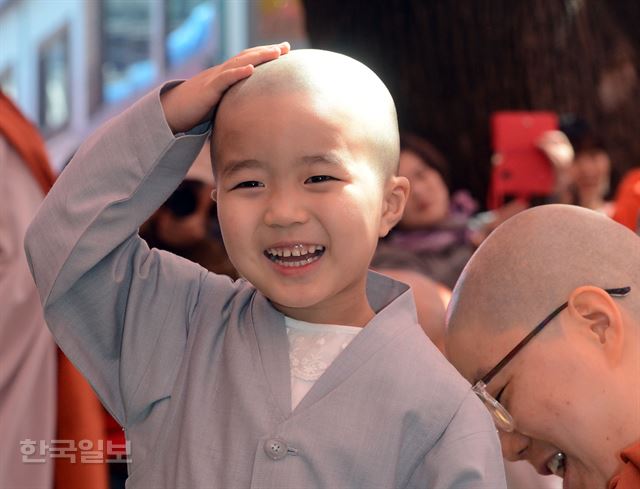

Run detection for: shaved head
[[446, 205, 640, 487], [447, 204, 640, 342], [212, 49, 399, 179]]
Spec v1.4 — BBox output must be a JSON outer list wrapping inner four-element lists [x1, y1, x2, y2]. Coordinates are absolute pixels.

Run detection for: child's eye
[[232, 181, 264, 190], [305, 175, 336, 184], [495, 384, 507, 404]]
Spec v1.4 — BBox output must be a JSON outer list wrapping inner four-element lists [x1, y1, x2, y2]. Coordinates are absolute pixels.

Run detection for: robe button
[[264, 438, 288, 461]]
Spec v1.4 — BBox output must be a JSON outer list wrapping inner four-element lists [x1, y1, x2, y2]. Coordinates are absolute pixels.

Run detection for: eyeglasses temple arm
[[479, 286, 630, 385], [480, 302, 568, 385]]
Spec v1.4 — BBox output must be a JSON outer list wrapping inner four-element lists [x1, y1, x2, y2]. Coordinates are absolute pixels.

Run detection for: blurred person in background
[[376, 132, 477, 289], [559, 116, 616, 216], [139, 140, 237, 278], [376, 132, 524, 289], [0, 91, 107, 489], [0, 89, 56, 489]]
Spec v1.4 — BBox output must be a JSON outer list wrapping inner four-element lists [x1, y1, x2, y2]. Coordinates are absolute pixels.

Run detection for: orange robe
[[613, 169, 640, 232], [0, 92, 108, 489]]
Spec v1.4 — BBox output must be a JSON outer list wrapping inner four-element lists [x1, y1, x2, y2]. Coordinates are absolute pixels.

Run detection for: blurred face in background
[[398, 149, 450, 229], [572, 149, 611, 207], [156, 180, 215, 248]]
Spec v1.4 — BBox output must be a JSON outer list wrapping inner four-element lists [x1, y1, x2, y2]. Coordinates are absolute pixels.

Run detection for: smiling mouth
[[264, 244, 325, 268], [546, 451, 566, 478]]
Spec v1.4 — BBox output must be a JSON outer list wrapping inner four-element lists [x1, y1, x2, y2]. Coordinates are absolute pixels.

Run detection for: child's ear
[[378, 175, 410, 237], [566, 286, 625, 366], [210, 187, 218, 202]]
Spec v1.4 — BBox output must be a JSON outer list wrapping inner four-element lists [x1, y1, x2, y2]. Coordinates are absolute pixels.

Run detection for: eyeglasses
[[472, 286, 631, 432]]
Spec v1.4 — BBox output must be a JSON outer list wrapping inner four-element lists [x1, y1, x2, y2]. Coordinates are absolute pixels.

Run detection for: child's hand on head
[[160, 42, 290, 133]]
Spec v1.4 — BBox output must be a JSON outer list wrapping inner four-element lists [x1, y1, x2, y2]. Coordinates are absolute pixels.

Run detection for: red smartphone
[[487, 111, 558, 209]]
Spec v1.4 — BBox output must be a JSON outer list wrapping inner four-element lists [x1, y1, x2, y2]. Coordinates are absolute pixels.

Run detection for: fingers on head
[[233, 43, 289, 67], [239, 42, 289, 55], [214, 42, 290, 96], [213, 65, 254, 92]]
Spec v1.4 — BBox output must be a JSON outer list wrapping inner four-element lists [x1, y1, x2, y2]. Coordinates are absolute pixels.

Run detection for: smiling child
[[25, 44, 505, 488]]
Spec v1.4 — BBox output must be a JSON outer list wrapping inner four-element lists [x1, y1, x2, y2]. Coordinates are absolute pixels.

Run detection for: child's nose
[[498, 429, 530, 462], [263, 187, 309, 227]]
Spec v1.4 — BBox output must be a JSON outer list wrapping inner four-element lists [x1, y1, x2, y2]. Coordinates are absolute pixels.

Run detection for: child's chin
[[268, 294, 326, 314], [272, 296, 321, 309]]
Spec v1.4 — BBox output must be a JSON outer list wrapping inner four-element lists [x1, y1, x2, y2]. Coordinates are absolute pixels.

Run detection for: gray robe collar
[[249, 271, 416, 418]]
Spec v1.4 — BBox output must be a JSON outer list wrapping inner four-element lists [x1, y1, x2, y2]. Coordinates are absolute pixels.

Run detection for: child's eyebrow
[[301, 153, 344, 166], [220, 153, 345, 179], [220, 159, 264, 179]]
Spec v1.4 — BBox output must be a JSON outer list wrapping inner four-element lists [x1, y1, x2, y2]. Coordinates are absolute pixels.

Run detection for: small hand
[[161, 42, 290, 133], [537, 130, 575, 201], [537, 130, 574, 170]]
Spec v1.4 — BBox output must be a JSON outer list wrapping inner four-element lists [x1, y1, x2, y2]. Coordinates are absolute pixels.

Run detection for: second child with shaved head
[[25, 44, 505, 488], [446, 204, 640, 489]]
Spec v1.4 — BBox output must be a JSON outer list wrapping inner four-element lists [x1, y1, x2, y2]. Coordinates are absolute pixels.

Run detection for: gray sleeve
[[411, 390, 507, 489], [24, 85, 230, 427]]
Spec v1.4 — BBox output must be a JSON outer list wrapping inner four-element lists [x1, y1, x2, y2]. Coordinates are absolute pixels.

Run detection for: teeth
[[266, 244, 325, 258], [281, 257, 316, 267], [264, 244, 325, 268], [546, 452, 566, 477]]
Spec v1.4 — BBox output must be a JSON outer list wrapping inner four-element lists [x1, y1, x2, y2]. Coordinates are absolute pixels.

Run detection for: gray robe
[[25, 85, 506, 489]]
